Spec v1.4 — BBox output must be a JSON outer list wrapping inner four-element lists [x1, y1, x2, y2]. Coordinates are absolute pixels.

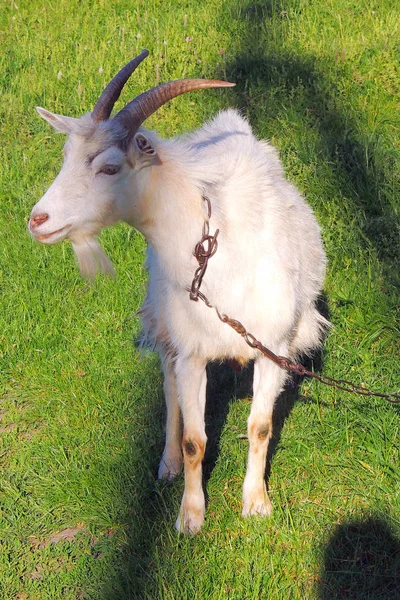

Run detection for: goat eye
[[98, 165, 120, 176]]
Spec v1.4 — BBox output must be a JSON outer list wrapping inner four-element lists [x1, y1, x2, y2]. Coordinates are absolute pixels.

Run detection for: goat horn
[[113, 79, 236, 137], [92, 49, 149, 122]]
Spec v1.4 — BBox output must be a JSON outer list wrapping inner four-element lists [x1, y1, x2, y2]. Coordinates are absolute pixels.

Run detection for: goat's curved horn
[[113, 79, 236, 137], [92, 49, 149, 122]]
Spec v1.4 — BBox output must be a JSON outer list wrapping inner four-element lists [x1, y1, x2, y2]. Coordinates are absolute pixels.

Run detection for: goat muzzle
[[29, 212, 49, 230]]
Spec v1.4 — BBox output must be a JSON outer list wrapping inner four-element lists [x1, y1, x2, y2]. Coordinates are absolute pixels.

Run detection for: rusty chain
[[188, 196, 400, 404], [189, 196, 219, 302]]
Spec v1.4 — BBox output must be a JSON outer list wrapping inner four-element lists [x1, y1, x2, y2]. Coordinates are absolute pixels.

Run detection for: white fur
[[30, 106, 329, 533]]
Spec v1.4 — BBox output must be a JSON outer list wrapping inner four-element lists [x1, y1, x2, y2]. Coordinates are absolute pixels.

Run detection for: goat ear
[[133, 132, 156, 156], [36, 107, 78, 134]]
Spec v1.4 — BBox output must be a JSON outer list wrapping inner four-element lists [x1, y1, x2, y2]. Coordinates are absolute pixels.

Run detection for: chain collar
[[189, 196, 219, 302]]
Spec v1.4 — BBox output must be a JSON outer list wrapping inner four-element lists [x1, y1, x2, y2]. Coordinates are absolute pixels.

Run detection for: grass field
[[1, 0, 400, 598]]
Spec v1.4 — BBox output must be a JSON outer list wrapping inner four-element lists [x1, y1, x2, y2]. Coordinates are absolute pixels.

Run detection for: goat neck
[[124, 137, 207, 280]]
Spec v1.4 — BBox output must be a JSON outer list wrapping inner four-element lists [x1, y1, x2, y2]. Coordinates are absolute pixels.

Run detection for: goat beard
[[71, 237, 115, 279]]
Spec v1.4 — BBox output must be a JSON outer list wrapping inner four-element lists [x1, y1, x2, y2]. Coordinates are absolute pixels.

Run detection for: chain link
[[188, 196, 400, 404]]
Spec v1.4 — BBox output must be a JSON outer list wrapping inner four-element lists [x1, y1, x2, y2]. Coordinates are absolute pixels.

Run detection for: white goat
[[29, 50, 328, 533]]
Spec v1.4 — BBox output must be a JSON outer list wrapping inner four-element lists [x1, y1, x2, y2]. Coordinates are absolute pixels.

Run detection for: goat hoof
[[242, 486, 272, 518], [157, 454, 183, 481], [175, 497, 205, 534]]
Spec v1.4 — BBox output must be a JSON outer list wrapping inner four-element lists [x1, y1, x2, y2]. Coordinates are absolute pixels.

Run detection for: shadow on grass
[[223, 5, 400, 289], [318, 516, 400, 600], [90, 359, 167, 599], [203, 360, 253, 482]]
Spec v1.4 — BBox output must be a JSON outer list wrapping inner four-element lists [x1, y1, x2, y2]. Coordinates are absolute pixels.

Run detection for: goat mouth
[[34, 224, 71, 243]]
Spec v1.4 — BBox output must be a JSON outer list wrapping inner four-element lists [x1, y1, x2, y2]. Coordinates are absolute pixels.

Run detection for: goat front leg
[[158, 351, 183, 481], [174, 355, 207, 534], [242, 351, 288, 517]]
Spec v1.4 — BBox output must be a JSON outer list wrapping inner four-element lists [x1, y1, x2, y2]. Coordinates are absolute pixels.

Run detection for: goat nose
[[30, 213, 49, 229]]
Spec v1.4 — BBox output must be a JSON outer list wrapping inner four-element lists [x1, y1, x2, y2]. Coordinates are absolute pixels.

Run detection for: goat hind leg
[[242, 352, 288, 517], [158, 351, 183, 481]]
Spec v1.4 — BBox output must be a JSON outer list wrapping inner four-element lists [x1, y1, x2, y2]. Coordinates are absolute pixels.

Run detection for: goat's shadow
[[318, 515, 400, 599], [203, 360, 253, 483]]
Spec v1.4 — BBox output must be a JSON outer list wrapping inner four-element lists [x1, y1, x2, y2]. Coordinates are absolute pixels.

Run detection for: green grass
[[1, 0, 400, 598]]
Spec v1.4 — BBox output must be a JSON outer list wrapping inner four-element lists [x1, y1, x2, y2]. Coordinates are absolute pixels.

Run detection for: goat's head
[[29, 49, 234, 277]]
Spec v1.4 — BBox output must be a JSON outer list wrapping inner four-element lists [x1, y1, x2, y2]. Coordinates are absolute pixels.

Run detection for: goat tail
[[290, 304, 332, 358]]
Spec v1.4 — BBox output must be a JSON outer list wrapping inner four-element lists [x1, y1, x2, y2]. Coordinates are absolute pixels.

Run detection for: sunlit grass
[[1, 0, 399, 598]]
